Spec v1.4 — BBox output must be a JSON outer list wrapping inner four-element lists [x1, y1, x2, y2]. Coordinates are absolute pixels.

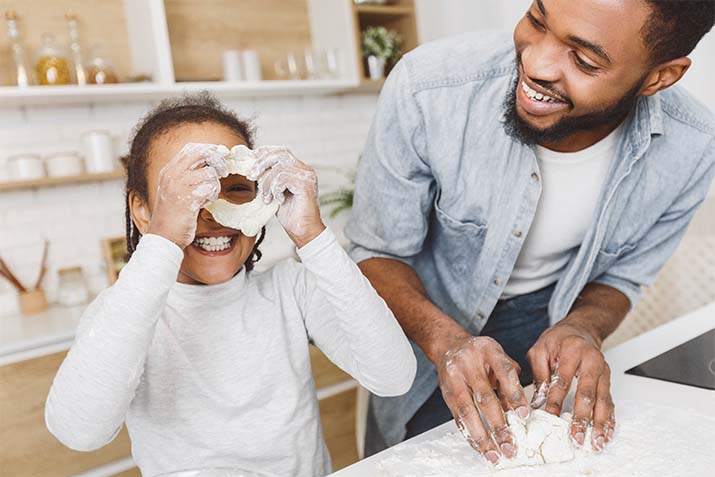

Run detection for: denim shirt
[[345, 32, 715, 447]]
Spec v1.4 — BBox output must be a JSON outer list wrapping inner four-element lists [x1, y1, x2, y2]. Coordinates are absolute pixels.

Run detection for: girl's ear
[[129, 191, 151, 235]]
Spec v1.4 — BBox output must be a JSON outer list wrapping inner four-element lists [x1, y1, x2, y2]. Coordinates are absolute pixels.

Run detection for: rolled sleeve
[[592, 142, 715, 308]]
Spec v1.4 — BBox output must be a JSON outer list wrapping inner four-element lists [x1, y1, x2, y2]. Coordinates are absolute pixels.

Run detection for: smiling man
[[345, 0, 715, 467]]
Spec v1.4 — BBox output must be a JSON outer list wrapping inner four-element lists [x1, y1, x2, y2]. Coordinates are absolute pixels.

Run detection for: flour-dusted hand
[[527, 321, 615, 452], [436, 332, 530, 466], [247, 146, 325, 247], [148, 143, 229, 248]]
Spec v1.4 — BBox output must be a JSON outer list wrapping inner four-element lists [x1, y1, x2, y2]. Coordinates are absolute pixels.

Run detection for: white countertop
[[330, 302, 715, 476]]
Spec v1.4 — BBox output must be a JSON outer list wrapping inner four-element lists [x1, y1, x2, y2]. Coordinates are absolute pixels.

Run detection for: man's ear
[[129, 191, 151, 235], [639, 57, 691, 97]]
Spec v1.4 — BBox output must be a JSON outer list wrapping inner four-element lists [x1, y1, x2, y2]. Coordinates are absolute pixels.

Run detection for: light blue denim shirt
[[345, 32, 715, 447]]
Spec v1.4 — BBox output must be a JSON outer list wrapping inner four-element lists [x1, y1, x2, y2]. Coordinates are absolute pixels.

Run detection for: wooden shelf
[[354, 78, 385, 93], [0, 170, 125, 192]]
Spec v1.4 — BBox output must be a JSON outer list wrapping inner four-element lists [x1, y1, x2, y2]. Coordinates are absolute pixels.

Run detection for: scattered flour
[[378, 400, 715, 476]]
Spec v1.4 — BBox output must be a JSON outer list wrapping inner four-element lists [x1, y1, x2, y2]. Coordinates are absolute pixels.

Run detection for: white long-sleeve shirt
[[45, 228, 416, 477]]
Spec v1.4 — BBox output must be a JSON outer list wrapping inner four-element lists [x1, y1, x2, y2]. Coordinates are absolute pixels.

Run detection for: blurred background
[[0, 1, 713, 476]]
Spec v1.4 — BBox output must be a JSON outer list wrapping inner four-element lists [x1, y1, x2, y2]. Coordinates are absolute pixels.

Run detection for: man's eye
[[526, 11, 545, 31], [573, 53, 599, 73]]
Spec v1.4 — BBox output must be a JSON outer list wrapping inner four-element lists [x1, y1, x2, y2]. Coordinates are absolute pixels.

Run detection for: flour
[[493, 409, 592, 470], [378, 400, 715, 476]]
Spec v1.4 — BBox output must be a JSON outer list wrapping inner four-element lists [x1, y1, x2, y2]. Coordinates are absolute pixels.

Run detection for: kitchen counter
[[330, 302, 715, 476]]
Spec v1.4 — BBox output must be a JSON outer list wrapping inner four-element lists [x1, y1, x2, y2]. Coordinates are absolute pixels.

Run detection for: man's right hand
[[436, 332, 529, 466]]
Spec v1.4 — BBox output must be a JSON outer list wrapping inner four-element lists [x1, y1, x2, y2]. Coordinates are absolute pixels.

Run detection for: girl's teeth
[[193, 236, 233, 252]]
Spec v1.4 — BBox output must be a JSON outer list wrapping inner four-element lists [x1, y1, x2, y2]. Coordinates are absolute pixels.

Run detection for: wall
[[0, 94, 377, 315]]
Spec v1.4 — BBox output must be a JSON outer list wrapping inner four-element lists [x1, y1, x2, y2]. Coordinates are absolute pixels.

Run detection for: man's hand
[[437, 331, 530, 466], [527, 319, 615, 452]]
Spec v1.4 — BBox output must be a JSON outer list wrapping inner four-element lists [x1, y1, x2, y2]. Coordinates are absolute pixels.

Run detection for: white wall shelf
[[0, 79, 358, 107], [0, 0, 369, 108]]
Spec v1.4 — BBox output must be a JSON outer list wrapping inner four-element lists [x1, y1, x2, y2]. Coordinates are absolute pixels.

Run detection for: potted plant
[[361, 26, 402, 79]]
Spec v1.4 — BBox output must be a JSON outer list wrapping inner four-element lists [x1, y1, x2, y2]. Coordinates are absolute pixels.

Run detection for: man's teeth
[[193, 236, 233, 252], [522, 81, 560, 103]]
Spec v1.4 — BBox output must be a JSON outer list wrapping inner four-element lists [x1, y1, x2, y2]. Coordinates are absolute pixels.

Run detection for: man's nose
[[521, 37, 563, 85]]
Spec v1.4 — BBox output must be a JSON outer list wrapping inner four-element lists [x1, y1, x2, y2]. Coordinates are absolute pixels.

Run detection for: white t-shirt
[[45, 228, 416, 477], [501, 125, 624, 299]]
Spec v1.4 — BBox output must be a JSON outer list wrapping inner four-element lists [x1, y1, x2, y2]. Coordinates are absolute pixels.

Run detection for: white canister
[[6, 154, 45, 181], [81, 130, 115, 174], [44, 151, 83, 178], [241, 50, 262, 81], [222, 50, 244, 82]]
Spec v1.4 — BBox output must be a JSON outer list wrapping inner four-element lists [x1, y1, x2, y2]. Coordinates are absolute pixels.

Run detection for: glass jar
[[57, 266, 89, 306], [86, 44, 118, 84], [35, 33, 71, 86]]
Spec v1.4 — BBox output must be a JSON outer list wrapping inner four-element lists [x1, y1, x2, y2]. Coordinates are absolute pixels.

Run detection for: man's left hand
[[526, 319, 615, 452]]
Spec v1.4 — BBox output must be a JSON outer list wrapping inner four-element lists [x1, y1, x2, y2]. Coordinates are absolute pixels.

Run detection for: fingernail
[[607, 427, 615, 440], [516, 406, 529, 419], [500, 442, 517, 459], [594, 435, 605, 452], [485, 450, 500, 465], [572, 431, 585, 447]]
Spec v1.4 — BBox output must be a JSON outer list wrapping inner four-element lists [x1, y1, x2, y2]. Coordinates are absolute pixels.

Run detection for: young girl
[[45, 93, 416, 477]]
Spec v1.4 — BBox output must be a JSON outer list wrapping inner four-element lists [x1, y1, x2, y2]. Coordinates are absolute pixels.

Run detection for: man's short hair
[[641, 0, 715, 65]]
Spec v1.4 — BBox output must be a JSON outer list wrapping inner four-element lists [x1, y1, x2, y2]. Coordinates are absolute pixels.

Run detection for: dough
[[204, 145, 280, 236], [495, 409, 592, 470]]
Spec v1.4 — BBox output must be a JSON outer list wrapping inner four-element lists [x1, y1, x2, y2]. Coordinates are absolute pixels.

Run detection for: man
[[345, 0, 715, 466]]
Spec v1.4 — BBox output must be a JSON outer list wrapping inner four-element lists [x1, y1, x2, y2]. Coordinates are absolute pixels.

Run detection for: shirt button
[[514, 230, 523, 238], [494, 278, 502, 286], [531, 172, 539, 182]]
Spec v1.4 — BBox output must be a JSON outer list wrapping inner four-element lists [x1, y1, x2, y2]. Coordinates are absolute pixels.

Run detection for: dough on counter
[[496, 409, 592, 470]]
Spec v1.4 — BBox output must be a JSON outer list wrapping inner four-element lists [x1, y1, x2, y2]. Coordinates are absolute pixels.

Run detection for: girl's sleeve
[[297, 227, 417, 397], [45, 234, 183, 451]]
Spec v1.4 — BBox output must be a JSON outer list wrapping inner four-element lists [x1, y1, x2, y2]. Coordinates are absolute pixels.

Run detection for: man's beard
[[502, 73, 644, 146]]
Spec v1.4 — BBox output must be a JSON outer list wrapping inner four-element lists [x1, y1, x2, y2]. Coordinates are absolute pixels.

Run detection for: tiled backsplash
[[0, 94, 377, 315]]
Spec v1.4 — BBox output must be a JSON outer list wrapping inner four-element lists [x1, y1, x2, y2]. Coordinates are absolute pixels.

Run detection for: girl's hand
[[248, 146, 325, 248], [148, 143, 229, 248]]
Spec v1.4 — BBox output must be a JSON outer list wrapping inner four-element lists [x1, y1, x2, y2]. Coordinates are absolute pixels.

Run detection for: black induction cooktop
[[625, 329, 715, 391]]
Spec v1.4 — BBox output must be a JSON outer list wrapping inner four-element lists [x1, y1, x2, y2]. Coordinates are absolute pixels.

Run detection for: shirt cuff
[[118, 233, 184, 286]]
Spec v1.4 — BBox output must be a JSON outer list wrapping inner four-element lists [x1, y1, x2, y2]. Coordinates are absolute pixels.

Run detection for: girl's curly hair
[[121, 91, 265, 271]]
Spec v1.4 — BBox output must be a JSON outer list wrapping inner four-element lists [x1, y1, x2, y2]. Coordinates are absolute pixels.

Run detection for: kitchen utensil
[[81, 130, 115, 173], [35, 33, 71, 85], [6, 153, 44, 181], [222, 50, 243, 82], [44, 151, 83, 177], [4, 10, 34, 87], [241, 50, 262, 81], [57, 266, 88, 306], [18, 288, 48, 315]]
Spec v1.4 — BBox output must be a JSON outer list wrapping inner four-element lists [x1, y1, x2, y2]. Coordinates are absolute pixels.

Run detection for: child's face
[[146, 122, 259, 285]]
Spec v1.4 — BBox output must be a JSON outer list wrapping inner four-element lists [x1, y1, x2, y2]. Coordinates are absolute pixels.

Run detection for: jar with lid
[[35, 33, 72, 86], [57, 266, 89, 306], [86, 44, 118, 84], [6, 153, 44, 181]]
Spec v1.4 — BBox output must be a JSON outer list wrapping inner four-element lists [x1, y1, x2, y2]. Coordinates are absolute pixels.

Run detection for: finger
[[443, 382, 500, 466], [256, 163, 288, 203], [544, 354, 579, 417], [570, 356, 602, 447], [249, 147, 294, 180], [468, 369, 516, 460], [526, 344, 551, 409], [186, 167, 220, 186], [590, 365, 614, 452], [492, 355, 529, 420]]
